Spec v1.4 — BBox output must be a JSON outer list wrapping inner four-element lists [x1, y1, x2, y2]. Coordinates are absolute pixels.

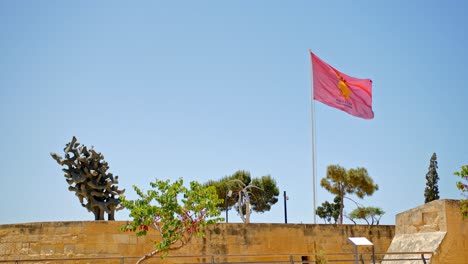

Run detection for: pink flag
[[311, 52, 374, 119]]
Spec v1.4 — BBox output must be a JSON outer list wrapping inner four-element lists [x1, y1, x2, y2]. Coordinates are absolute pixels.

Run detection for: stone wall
[[0, 221, 395, 263], [385, 199, 468, 264]]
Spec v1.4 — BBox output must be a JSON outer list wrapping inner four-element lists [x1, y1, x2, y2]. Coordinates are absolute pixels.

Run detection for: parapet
[[384, 199, 468, 264]]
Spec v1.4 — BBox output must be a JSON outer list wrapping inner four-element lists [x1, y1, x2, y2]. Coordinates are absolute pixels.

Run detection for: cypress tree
[[424, 152, 440, 203]]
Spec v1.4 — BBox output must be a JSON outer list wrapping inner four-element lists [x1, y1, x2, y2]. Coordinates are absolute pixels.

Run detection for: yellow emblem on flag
[[337, 75, 351, 100]]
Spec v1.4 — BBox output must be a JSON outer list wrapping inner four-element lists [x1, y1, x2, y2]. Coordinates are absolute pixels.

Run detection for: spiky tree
[[320, 165, 378, 224], [51, 136, 125, 220], [424, 152, 440, 203]]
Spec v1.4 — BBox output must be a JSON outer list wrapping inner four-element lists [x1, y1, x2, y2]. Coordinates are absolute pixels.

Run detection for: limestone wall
[[385, 199, 468, 264], [395, 199, 449, 234], [0, 221, 395, 263]]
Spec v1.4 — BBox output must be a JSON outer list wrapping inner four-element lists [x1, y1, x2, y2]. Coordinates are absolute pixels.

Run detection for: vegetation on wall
[[121, 178, 223, 263], [454, 165, 468, 218], [315, 250, 329, 264]]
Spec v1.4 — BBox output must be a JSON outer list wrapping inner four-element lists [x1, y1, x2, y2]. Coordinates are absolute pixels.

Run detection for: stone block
[[112, 233, 130, 244], [419, 224, 440, 233], [40, 244, 56, 255], [386, 200, 468, 263], [64, 244, 75, 255]]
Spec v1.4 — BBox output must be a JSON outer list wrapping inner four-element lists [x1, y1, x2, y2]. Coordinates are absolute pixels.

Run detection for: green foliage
[[424, 153, 440, 203], [250, 175, 279, 212], [348, 206, 385, 225], [316, 196, 340, 224], [320, 165, 378, 224], [120, 178, 223, 263], [454, 165, 468, 218], [204, 170, 279, 223]]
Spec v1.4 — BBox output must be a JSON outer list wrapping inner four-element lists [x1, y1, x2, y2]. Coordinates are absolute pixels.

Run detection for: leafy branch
[[120, 178, 223, 264]]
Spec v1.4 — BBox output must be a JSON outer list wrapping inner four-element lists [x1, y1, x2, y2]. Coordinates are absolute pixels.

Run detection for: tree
[[320, 165, 378, 224], [121, 178, 223, 264], [204, 170, 279, 223], [424, 152, 440, 203], [316, 196, 341, 224], [50, 136, 125, 220], [348, 206, 385, 225], [454, 165, 468, 218]]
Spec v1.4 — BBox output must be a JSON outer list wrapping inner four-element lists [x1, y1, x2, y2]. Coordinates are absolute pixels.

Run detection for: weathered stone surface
[[0, 221, 394, 263], [384, 232, 446, 264], [3, 201, 467, 263], [385, 199, 468, 264]]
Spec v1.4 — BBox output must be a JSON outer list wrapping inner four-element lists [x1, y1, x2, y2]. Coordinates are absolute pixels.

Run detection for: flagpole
[[309, 49, 317, 224], [311, 100, 317, 224]]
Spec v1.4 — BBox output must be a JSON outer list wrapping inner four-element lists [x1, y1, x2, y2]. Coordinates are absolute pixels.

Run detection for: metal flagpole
[[309, 49, 317, 224], [311, 101, 317, 224]]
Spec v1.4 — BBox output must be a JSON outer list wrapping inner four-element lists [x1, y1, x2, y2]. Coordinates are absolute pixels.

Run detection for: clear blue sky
[[1, 1, 467, 225]]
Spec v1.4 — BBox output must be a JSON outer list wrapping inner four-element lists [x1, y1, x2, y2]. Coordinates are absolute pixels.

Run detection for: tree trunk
[[237, 193, 246, 223], [339, 193, 344, 224], [93, 208, 102, 220], [135, 239, 188, 264], [99, 208, 105, 220], [136, 249, 160, 264], [108, 212, 115, 221], [245, 196, 251, 224]]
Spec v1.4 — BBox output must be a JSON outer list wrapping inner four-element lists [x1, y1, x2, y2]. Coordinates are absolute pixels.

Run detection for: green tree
[[316, 196, 341, 224], [320, 165, 379, 224], [204, 170, 279, 223], [454, 165, 468, 218], [348, 206, 385, 225], [121, 178, 223, 264], [424, 152, 440, 203]]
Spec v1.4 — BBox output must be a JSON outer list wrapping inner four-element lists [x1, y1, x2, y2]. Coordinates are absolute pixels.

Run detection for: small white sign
[[348, 237, 373, 246]]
